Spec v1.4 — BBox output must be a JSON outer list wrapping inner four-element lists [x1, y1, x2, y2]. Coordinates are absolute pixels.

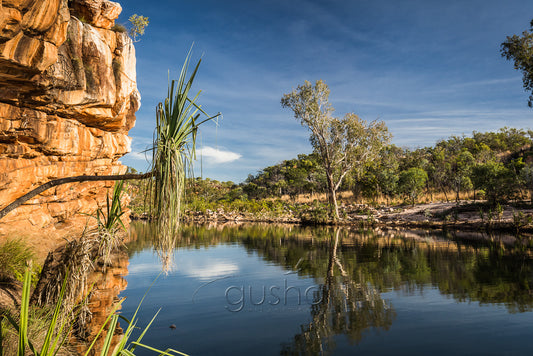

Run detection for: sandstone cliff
[[0, 0, 139, 251]]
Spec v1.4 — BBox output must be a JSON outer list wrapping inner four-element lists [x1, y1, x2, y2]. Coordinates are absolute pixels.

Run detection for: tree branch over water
[[0, 172, 153, 220]]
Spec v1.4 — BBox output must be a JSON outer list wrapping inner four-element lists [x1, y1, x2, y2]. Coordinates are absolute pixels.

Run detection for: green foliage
[[150, 53, 199, 233], [128, 14, 149, 42], [148, 50, 219, 269], [353, 145, 402, 203], [2, 268, 188, 356], [0, 239, 39, 285], [520, 163, 533, 201], [244, 153, 326, 199], [2, 268, 74, 356], [501, 19, 533, 107], [94, 181, 127, 269], [472, 161, 517, 206], [298, 200, 331, 225], [96, 181, 126, 233], [398, 167, 428, 205]]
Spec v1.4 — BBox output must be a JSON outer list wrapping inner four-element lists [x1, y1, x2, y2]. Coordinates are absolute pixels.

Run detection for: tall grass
[[2, 267, 75, 355], [0, 239, 38, 284], [95, 181, 127, 271], [149, 49, 218, 271], [3, 268, 188, 356]]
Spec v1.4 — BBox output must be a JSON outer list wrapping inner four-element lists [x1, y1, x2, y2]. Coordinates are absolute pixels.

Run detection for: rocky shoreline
[[130, 200, 533, 236]]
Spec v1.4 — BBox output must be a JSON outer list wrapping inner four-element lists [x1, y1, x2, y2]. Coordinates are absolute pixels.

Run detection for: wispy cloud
[[196, 146, 242, 164]]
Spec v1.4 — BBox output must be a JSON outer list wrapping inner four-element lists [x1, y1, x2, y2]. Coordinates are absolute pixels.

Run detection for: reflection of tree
[[281, 229, 396, 355], [128, 222, 533, 313]]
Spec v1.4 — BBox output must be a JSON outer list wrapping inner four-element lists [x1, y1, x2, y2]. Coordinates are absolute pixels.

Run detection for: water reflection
[[281, 229, 395, 355], [128, 222, 533, 313], [123, 222, 533, 354], [76, 248, 129, 355]]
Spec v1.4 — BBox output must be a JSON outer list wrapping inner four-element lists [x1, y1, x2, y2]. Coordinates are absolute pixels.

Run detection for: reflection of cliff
[[75, 248, 129, 355], [0, 0, 139, 244]]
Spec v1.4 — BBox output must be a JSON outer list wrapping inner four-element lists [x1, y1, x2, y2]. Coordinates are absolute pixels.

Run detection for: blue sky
[[117, 0, 533, 183]]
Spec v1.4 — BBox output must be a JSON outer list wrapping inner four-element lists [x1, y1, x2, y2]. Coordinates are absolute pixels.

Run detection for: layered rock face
[[0, 0, 139, 246]]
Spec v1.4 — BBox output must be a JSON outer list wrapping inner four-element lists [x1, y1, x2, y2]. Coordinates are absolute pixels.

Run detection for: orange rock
[[21, 0, 61, 34], [0, 0, 138, 248], [71, 0, 122, 30]]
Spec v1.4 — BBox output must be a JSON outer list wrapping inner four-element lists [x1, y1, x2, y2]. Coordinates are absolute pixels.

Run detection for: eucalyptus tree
[[281, 80, 390, 219]]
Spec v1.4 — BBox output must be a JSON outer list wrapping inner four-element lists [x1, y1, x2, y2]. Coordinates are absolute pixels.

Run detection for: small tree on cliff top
[[129, 14, 149, 42], [281, 80, 391, 220]]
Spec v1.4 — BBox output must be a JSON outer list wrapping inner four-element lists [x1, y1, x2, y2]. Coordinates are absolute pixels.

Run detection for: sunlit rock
[[0, 0, 139, 249]]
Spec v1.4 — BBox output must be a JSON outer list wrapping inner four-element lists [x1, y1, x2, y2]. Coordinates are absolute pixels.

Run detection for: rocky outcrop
[[0, 0, 139, 247]]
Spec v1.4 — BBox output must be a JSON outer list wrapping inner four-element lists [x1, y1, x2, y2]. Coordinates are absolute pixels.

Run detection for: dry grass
[[281, 189, 490, 206]]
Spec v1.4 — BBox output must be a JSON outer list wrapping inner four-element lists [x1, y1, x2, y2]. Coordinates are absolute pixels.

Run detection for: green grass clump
[[0, 239, 39, 284], [2, 268, 188, 356]]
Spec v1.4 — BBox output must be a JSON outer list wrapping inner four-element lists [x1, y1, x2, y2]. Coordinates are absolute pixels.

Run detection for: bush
[[298, 200, 330, 225]]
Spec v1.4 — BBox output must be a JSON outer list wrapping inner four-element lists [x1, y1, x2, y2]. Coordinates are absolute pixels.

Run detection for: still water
[[118, 223, 533, 355]]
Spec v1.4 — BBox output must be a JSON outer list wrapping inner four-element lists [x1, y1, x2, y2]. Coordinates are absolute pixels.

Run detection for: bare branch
[[0, 172, 153, 220]]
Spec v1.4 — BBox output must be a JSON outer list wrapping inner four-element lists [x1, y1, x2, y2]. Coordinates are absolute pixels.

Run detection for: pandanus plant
[[0, 50, 218, 353], [149, 51, 219, 270]]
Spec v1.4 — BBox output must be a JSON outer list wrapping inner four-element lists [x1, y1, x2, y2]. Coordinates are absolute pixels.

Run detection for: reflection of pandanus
[[128, 222, 179, 272], [153, 229, 179, 273], [281, 229, 396, 355]]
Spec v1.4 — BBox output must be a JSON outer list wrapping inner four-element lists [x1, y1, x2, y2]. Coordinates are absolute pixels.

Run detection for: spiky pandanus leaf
[[149, 49, 218, 271]]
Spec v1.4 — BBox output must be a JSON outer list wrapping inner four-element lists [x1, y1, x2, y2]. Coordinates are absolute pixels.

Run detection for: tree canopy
[[501, 19, 533, 107]]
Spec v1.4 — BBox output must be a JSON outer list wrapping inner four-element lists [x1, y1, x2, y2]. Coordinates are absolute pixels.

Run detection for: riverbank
[[131, 200, 533, 236]]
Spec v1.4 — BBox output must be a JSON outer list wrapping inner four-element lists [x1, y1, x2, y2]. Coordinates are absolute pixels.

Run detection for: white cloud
[[126, 151, 151, 161], [196, 146, 242, 164]]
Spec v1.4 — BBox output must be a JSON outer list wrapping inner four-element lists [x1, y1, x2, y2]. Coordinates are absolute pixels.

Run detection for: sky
[[117, 0, 533, 183]]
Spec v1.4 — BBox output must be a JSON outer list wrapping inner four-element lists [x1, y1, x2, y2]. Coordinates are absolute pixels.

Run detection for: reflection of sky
[[119, 241, 533, 356], [176, 256, 239, 281], [120, 243, 317, 355]]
